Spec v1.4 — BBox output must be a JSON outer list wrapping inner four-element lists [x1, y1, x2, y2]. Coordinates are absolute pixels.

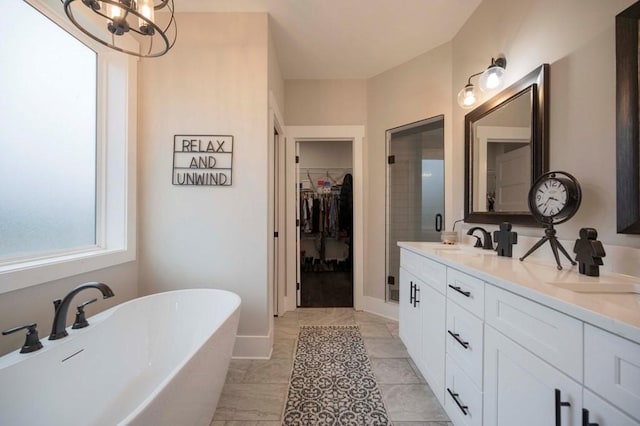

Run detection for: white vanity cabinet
[[398, 249, 447, 405], [398, 244, 640, 426], [583, 324, 640, 424], [444, 268, 485, 426], [399, 267, 421, 359], [484, 324, 582, 425]]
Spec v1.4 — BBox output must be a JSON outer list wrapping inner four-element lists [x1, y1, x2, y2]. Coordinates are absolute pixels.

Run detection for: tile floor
[[212, 308, 451, 426]]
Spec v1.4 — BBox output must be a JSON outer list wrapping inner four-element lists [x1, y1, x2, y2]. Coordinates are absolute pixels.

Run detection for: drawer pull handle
[[447, 387, 469, 416], [448, 284, 471, 297], [409, 282, 415, 304], [447, 330, 469, 349], [413, 287, 420, 307], [581, 408, 599, 426], [555, 389, 571, 426]]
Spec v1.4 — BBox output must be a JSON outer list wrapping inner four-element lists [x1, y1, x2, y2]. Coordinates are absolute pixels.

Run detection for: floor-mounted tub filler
[[0, 288, 241, 426]]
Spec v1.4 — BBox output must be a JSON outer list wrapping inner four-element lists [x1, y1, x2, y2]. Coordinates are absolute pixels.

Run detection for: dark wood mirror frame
[[464, 63, 549, 226], [616, 2, 640, 234]]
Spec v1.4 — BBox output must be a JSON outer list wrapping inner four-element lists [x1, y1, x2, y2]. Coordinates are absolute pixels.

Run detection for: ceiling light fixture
[[61, 0, 177, 58], [457, 55, 507, 109]]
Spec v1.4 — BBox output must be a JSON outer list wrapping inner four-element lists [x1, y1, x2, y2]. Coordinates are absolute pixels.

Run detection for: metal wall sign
[[172, 135, 233, 186]]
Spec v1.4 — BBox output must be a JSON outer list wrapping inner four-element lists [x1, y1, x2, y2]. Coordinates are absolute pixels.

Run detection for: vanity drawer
[[447, 268, 484, 319], [446, 299, 484, 388], [445, 355, 483, 426], [584, 324, 640, 422], [401, 249, 446, 294], [485, 284, 583, 381]]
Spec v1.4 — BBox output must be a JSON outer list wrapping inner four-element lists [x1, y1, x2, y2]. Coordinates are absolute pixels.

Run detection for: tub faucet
[[467, 227, 494, 250], [49, 282, 114, 340]]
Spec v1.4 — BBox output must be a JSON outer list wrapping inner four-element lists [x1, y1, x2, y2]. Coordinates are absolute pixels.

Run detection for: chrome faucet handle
[[72, 298, 98, 329], [2, 323, 44, 353]]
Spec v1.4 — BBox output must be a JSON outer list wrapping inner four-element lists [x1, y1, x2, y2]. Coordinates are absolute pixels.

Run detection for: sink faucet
[[49, 282, 114, 340], [467, 227, 494, 250]]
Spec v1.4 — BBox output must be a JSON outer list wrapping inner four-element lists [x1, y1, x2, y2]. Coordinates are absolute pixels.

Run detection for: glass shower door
[[386, 116, 445, 302]]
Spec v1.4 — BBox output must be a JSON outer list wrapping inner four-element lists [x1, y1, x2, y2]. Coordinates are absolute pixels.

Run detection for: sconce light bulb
[[457, 84, 477, 109], [485, 71, 500, 89], [479, 57, 506, 92]]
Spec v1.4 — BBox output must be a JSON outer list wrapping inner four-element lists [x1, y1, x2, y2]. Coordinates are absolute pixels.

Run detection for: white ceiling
[[174, 0, 482, 80]]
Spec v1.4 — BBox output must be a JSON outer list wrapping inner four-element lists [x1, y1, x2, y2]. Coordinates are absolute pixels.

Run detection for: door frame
[[268, 92, 286, 318], [285, 126, 365, 312]]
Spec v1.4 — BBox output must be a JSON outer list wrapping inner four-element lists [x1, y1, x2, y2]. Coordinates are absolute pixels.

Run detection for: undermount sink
[[548, 281, 640, 294], [433, 245, 484, 255]]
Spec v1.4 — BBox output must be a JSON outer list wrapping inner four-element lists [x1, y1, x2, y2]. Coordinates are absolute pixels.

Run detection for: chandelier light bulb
[[63, 0, 177, 57], [137, 0, 155, 34], [106, 2, 123, 19]]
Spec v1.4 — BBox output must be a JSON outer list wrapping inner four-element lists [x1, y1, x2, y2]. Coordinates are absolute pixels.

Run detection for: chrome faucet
[[467, 226, 494, 250], [49, 282, 114, 340]]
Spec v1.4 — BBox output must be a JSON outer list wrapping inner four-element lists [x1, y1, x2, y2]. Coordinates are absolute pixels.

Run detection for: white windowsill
[[0, 247, 135, 295]]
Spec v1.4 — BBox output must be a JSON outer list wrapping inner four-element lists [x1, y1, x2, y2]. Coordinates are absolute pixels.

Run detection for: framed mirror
[[464, 63, 549, 226], [616, 2, 640, 234]]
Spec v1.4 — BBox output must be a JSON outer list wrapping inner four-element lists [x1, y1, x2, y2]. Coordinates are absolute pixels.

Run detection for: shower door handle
[[435, 214, 443, 232]]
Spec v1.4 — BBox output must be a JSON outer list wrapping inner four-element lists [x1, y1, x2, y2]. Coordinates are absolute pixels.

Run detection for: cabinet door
[[583, 389, 640, 426], [419, 281, 446, 404], [399, 268, 420, 359], [484, 325, 582, 426]]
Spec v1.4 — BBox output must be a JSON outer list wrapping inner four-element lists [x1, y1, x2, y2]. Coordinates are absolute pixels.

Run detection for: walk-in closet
[[297, 140, 353, 307]]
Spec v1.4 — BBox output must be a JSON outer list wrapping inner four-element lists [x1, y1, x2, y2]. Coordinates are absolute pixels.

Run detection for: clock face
[[534, 178, 567, 217]]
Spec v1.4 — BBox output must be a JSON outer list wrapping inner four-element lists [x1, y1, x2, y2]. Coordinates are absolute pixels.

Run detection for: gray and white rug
[[282, 325, 390, 425]]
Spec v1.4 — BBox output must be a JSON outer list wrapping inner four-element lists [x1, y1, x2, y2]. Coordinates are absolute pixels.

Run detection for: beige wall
[[268, 26, 285, 115], [365, 43, 453, 299], [285, 80, 367, 125], [452, 0, 640, 250], [0, 263, 137, 355], [137, 13, 271, 350]]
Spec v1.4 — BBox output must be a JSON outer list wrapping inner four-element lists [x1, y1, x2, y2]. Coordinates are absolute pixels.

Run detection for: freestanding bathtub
[[0, 288, 241, 426]]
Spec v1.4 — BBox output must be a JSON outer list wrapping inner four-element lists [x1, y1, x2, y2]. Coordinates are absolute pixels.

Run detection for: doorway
[[386, 116, 445, 302], [297, 140, 353, 307]]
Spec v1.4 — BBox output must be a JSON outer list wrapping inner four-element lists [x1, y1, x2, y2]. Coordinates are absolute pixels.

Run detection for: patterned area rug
[[283, 325, 390, 425]]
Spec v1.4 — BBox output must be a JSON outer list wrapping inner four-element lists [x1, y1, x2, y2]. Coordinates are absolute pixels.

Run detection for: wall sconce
[[61, 0, 177, 57], [457, 56, 507, 109]]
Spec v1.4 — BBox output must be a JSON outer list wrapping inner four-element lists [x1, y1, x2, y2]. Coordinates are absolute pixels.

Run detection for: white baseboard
[[232, 330, 274, 359], [362, 295, 398, 321]]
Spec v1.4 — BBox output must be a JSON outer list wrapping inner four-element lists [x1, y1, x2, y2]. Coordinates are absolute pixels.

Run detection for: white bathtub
[[0, 288, 241, 426]]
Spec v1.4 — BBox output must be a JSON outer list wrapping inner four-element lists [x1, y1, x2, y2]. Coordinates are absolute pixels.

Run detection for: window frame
[[0, 0, 137, 294]]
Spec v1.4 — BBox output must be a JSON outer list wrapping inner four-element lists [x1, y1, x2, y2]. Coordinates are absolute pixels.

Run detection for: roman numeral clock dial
[[520, 171, 582, 270]]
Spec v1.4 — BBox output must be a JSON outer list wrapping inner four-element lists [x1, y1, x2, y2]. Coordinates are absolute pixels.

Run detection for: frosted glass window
[[0, 1, 97, 259]]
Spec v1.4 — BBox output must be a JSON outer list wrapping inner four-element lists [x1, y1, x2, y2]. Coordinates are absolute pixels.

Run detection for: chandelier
[[62, 0, 177, 58]]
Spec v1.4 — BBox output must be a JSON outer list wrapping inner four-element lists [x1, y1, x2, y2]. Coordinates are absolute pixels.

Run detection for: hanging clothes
[[312, 197, 320, 233], [339, 173, 353, 235]]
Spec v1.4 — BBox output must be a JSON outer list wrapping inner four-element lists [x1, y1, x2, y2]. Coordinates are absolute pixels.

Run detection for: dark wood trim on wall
[[616, 2, 640, 234]]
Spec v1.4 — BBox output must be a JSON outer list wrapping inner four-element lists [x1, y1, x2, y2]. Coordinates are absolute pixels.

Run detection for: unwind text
[[172, 135, 233, 186]]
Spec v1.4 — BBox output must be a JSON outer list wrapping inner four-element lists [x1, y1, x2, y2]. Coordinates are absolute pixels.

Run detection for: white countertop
[[398, 241, 640, 345]]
